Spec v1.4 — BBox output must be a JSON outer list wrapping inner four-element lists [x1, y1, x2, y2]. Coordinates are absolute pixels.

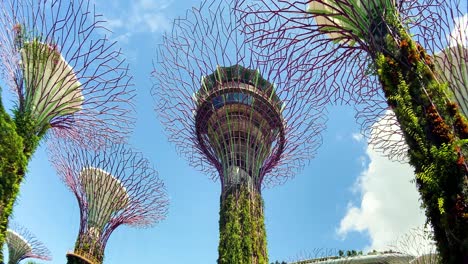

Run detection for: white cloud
[[139, 0, 172, 10], [337, 113, 426, 252], [352, 132, 364, 142], [106, 18, 124, 30], [141, 13, 171, 33], [104, 0, 173, 42], [368, 110, 408, 162], [449, 13, 468, 47]]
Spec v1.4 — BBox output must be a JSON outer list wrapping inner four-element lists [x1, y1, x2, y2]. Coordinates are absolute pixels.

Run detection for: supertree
[[288, 249, 414, 264], [237, 0, 468, 262], [5, 224, 51, 264], [390, 226, 440, 264], [0, 0, 135, 257], [152, 0, 325, 262], [288, 248, 356, 263], [49, 139, 168, 264]]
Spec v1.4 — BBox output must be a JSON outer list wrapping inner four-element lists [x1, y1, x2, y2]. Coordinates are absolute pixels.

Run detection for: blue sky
[[0, 0, 440, 263]]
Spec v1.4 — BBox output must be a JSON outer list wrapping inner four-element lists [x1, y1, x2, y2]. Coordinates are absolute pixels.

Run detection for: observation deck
[[194, 65, 285, 191]]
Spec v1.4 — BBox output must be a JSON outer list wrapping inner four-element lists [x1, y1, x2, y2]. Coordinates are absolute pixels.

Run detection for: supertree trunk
[[0, 98, 27, 262], [0, 104, 44, 262], [0, 82, 44, 264], [66, 255, 92, 264], [218, 183, 267, 264], [67, 234, 104, 264], [372, 24, 468, 262], [0, 96, 45, 262]]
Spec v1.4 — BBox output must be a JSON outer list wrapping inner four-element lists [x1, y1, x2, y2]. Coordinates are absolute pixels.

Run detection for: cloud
[[103, 0, 173, 42], [368, 110, 408, 162], [449, 13, 468, 47], [352, 132, 364, 142], [337, 113, 426, 252]]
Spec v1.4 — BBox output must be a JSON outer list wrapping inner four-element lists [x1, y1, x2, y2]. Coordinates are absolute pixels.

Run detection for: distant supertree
[[287, 248, 413, 264], [152, 0, 325, 262], [0, 0, 134, 258], [289, 248, 354, 264], [237, 0, 468, 261], [5, 224, 51, 264], [390, 226, 440, 264], [49, 139, 168, 264]]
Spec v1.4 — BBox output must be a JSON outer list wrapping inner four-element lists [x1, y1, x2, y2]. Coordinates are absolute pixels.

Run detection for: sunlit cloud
[[337, 112, 426, 251], [352, 133, 364, 142], [449, 13, 468, 47], [102, 0, 173, 43]]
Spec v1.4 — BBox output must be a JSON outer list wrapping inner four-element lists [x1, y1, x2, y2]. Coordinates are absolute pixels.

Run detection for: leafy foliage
[[0, 80, 47, 264], [72, 238, 103, 264], [0, 96, 27, 262], [0, 93, 44, 262], [66, 253, 93, 264], [374, 21, 468, 262], [218, 184, 267, 264]]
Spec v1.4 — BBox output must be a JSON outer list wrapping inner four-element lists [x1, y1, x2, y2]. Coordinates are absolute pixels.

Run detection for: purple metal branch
[[152, 0, 327, 189], [390, 226, 439, 259], [354, 90, 408, 162], [236, 0, 467, 160], [0, 0, 135, 145]]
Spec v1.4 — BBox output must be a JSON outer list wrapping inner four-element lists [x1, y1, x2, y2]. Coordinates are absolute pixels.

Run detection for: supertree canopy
[[390, 226, 440, 263], [0, 0, 135, 258], [194, 65, 286, 192], [49, 140, 168, 264], [237, 0, 467, 262], [152, 0, 325, 262], [19, 39, 84, 133], [0, 0, 135, 145], [5, 224, 51, 264]]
